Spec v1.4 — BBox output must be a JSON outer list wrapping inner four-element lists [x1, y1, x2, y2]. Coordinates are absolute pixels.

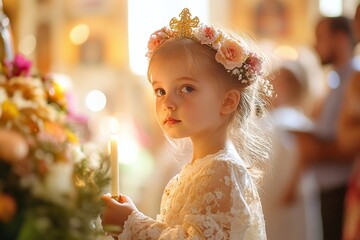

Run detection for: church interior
[[1, 0, 359, 239]]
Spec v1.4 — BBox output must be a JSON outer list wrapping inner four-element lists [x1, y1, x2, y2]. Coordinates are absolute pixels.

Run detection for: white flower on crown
[[194, 24, 220, 48], [146, 27, 172, 58]]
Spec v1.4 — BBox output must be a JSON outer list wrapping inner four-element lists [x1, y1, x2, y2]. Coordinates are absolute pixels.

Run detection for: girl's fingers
[[119, 194, 128, 203], [101, 194, 119, 206], [102, 193, 127, 205], [101, 193, 111, 200]]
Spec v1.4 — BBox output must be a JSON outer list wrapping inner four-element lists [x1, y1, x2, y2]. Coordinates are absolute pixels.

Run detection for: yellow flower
[[66, 129, 79, 144], [1, 100, 19, 121], [47, 81, 67, 109]]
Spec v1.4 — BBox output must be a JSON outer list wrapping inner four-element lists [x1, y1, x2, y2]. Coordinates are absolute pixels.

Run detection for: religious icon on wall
[[255, 0, 288, 38]]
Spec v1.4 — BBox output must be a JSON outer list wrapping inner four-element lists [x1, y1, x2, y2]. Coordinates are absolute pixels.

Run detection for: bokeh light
[[19, 35, 36, 55], [70, 24, 90, 45], [273, 45, 298, 60], [85, 90, 106, 112]]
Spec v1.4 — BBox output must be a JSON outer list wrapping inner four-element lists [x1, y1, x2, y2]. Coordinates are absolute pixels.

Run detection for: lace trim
[[187, 144, 244, 169], [119, 211, 152, 240]]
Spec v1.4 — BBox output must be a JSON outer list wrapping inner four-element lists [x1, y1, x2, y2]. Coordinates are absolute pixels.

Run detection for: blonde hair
[[148, 37, 272, 184]]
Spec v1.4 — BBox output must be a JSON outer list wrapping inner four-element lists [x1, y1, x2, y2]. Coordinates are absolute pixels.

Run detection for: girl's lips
[[164, 118, 181, 125]]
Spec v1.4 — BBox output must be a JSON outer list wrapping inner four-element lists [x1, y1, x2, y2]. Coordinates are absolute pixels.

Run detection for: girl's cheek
[[155, 99, 162, 108]]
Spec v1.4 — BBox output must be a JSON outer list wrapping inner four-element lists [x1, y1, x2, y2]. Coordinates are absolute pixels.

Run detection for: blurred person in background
[[260, 60, 322, 240], [338, 4, 360, 240], [283, 16, 356, 240], [338, 69, 360, 240]]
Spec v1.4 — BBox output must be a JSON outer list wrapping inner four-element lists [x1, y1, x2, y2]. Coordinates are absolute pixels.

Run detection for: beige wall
[[4, 0, 359, 72]]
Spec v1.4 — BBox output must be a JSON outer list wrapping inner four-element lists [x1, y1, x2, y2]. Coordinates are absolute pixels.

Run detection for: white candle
[[110, 134, 119, 196]]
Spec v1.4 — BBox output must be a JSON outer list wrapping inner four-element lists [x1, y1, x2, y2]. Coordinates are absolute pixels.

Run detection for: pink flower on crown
[[195, 25, 219, 46], [146, 27, 172, 58], [245, 54, 262, 73], [215, 38, 248, 70]]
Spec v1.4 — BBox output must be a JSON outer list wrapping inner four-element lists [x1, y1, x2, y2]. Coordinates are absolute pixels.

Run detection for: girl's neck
[[190, 127, 227, 163]]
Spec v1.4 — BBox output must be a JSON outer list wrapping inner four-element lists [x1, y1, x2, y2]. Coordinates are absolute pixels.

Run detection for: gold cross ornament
[[169, 8, 199, 38]]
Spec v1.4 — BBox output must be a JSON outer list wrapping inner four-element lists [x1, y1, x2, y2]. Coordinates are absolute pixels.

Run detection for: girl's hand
[[100, 193, 138, 237]]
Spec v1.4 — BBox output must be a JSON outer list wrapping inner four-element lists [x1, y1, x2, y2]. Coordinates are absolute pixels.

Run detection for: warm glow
[[100, 116, 120, 136], [117, 133, 140, 164], [70, 24, 90, 45], [50, 73, 72, 91], [320, 0, 342, 16], [100, 116, 140, 164], [128, 0, 209, 76], [19, 35, 36, 56], [273, 46, 298, 60], [85, 90, 106, 112], [116, 118, 140, 164]]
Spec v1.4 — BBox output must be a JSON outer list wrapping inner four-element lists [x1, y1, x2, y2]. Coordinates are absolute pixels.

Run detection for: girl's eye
[[154, 88, 166, 97], [181, 85, 194, 93]]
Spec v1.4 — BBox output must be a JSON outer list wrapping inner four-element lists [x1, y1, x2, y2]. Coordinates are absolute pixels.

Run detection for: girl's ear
[[220, 89, 240, 115]]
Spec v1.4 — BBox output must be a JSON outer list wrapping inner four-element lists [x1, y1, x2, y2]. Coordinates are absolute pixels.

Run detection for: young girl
[[101, 8, 272, 239]]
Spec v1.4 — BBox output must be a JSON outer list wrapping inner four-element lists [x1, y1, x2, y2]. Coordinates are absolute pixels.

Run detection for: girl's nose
[[162, 94, 176, 111]]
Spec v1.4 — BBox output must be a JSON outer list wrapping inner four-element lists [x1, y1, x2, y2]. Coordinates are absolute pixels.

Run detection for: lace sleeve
[[119, 159, 265, 240]]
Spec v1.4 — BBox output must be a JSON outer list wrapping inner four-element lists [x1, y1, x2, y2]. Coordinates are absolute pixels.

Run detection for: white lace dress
[[119, 147, 266, 239]]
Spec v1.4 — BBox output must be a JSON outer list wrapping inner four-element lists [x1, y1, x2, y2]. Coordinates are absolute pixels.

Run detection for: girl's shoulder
[[209, 147, 246, 167], [189, 147, 249, 178], [190, 149, 257, 193]]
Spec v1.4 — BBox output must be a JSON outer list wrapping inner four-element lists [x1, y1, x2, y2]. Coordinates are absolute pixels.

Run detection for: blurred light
[[128, 0, 209, 76], [118, 133, 140, 164], [70, 24, 90, 45], [50, 73, 73, 91], [19, 35, 36, 55], [100, 117, 140, 164], [117, 119, 140, 164], [327, 70, 340, 89], [99, 116, 120, 136], [273, 45, 298, 60], [320, 0, 342, 17], [85, 90, 106, 112], [352, 55, 360, 71]]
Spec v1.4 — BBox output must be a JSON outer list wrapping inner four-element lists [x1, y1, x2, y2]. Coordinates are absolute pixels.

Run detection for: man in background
[[287, 16, 356, 240]]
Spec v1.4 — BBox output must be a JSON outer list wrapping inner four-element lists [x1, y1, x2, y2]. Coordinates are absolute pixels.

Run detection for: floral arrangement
[[0, 54, 110, 239], [146, 8, 268, 90]]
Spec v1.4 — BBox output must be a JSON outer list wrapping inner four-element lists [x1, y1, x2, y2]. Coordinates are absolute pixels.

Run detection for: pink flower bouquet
[[0, 54, 110, 239]]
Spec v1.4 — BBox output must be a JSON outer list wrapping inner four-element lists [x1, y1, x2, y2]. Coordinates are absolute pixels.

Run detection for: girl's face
[[151, 56, 227, 140]]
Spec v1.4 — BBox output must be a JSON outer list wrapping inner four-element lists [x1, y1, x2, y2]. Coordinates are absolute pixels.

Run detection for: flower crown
[[146, 8, 264, 85]]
